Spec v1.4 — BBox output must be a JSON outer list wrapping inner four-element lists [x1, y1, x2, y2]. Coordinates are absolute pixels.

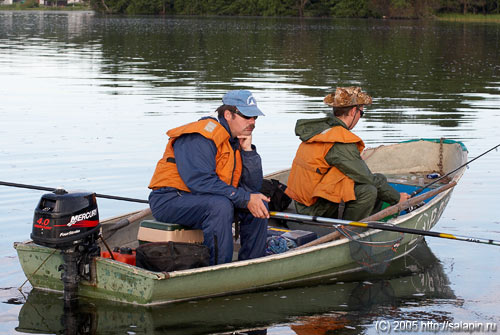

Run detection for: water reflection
[[16, 242, 458, 335], [1, 13, 499, 123]]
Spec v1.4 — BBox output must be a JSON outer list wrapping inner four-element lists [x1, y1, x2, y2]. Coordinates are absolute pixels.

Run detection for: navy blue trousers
[[149, 189, 268, 265]]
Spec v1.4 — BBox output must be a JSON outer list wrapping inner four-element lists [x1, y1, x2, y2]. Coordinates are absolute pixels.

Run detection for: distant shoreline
[[1, 6, 499, 23], [0, 4, 91, 11], [436, 13, 500, 23]]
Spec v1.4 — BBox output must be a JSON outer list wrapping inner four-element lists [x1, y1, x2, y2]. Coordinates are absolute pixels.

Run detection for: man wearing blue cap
[[148, 90, 269, 265]]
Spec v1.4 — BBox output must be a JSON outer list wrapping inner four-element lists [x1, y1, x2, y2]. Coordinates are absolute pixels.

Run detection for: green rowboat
[[14, 139, 467, 305]]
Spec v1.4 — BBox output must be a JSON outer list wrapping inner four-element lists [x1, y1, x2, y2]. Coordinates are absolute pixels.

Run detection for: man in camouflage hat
[[285, 87, 409, 221]]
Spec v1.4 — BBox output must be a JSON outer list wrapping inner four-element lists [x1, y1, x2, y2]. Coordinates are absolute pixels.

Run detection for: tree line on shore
[[91, 0, 500, 17]]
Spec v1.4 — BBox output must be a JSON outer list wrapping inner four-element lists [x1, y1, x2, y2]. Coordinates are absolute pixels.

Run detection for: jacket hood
[[295, 115, 348, 142]]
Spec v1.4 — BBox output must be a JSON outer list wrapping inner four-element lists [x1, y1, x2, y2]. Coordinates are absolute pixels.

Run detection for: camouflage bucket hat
[[324, 86, 372, 107]]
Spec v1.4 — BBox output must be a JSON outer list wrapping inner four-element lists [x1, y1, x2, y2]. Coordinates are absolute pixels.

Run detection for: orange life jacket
[[148, 118, 242, 192], [285, 126, 365, 206]]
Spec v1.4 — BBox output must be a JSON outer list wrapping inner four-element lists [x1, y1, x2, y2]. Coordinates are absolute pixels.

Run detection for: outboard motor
[[32, 189, 101, 305]]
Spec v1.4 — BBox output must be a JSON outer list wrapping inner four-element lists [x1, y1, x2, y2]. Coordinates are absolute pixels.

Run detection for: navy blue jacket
[[166, 116, 263, 209]]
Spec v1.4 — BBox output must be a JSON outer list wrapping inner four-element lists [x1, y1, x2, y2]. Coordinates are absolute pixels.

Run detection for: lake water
[[1, 11, 499, 335]]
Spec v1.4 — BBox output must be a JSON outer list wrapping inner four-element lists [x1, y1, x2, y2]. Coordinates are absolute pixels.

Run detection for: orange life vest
[[285, 126, 365, 206], [148, 118, 243, 192]]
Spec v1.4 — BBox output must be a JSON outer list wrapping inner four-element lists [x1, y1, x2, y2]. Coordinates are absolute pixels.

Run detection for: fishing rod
[[270, 211, 500, 247], [411, 143, 500, 197], [0, 181, 149, 204]]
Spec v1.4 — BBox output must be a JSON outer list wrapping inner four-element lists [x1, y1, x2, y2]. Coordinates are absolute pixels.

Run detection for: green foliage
[[225, 0, 261, 16], [86, 0, 499, 17], [305, 0, 335, 16], [172, 0, 207, 15], [125, 0, 166, 14], [259, 0, 297, 16], [330, 0, 373, 17], [391, 0, 410, 8], [90, 0, 128, 13], [438, 0, 499, 14], [20, 0, 39, 8]]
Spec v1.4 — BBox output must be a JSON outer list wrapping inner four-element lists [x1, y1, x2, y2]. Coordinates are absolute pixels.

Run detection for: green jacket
[[294, 115, 400, 205]]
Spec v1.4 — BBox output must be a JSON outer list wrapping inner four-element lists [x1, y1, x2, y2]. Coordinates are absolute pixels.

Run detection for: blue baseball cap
[[222, 90, 265, 117]]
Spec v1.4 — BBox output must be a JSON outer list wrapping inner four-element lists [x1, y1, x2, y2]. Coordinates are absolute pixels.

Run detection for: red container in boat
[[101, 247, 136, 266]]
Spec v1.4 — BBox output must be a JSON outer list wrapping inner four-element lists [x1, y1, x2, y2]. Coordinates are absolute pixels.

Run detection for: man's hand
[[398, 192, 410, 203], [247, 193, 270, 219], [237, 135, 253, 151]]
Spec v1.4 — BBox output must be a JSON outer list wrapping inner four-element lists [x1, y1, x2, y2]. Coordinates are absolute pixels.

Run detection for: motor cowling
[[31, 189, 100, 249]]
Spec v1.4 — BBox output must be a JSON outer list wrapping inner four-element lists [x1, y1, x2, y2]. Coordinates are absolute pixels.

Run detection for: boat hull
[[14, 139, 467, 305]]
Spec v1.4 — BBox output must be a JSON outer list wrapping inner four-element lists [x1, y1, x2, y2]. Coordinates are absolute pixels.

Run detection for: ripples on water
[[0, 11, 499, 334]]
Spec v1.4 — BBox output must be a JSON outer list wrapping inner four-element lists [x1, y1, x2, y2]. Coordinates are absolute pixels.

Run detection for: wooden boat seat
[[138, 219, 204, 244]]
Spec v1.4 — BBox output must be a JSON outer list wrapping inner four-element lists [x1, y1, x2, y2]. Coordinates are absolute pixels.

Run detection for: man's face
[[225, 110, 256, 137], [347, 105, 363, 130]]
